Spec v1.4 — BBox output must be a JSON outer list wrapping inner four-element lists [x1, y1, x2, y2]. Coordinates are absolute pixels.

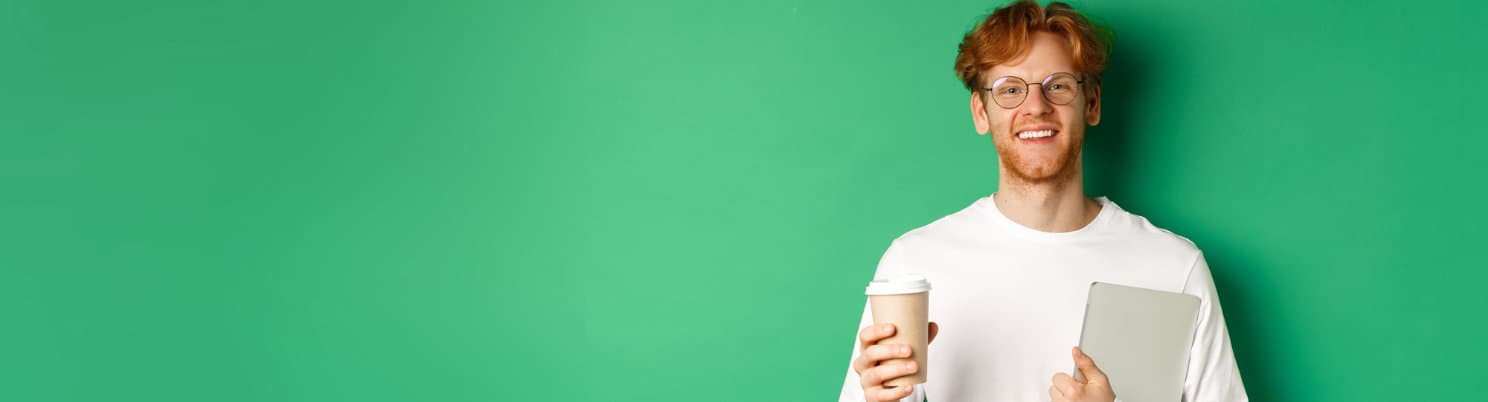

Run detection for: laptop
[[1076, 282, 1202, 402]]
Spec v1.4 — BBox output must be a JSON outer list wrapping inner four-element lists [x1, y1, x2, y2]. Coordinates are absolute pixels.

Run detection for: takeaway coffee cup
[[865, 274, 932, 387]]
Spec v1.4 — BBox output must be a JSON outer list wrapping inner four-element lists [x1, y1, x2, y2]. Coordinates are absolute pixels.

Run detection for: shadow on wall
[[1081, 24, 1286, 402]]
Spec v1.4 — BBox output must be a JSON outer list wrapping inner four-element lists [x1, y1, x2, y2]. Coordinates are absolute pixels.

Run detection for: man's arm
[[840, 241, 925, 402], [839, 300, 925, 402], [1180, 252, 1250, 402]]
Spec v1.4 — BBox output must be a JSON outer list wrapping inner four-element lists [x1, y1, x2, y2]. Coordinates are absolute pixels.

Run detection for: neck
[[993, 164, 1101, 233]]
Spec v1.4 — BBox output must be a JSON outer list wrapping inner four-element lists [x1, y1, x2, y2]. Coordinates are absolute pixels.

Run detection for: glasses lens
[[990, 76, 1027, 108], [1043, 73, 1080, 105]]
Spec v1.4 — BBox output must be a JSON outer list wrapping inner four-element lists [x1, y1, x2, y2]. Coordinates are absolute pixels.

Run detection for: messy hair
[[953, 0, 1114, 95]]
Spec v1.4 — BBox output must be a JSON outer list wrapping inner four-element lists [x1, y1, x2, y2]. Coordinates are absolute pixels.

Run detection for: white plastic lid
[[865, 274, 932, 295]]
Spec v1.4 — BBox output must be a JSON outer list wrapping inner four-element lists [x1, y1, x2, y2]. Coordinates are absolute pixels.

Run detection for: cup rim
[[865, 274, 932, 295]]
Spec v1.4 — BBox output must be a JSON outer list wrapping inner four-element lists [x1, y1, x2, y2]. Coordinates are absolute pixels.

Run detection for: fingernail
[[882, 324, 893, 333], [900, 345, 910, 355], [905, 362, 917, 373]]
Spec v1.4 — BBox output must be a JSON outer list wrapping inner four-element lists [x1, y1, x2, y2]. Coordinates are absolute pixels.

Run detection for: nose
[[1020, 83, 1052, 116]]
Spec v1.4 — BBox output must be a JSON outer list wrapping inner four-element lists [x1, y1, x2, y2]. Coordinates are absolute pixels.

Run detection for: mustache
[[1011, 122, 1062, 132]]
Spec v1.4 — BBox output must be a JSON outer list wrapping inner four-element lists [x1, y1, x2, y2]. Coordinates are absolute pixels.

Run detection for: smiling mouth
[[1015, 129, 1058, 141]]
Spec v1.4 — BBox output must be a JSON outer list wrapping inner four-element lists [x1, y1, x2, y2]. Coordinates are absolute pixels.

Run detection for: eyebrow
[[987, 72, 1075, 83]]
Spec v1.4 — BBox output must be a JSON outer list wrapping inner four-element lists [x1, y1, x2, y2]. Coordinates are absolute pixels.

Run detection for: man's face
[[971, 31, 1101, 184]]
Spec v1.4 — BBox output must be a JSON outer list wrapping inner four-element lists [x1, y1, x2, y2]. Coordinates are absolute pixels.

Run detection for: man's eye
[[1049, 84, 1065, 90], [1001, 87, 1021, 94]]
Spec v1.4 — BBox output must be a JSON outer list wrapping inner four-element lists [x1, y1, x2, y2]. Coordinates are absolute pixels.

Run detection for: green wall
[[3, 0, 1485, 401]]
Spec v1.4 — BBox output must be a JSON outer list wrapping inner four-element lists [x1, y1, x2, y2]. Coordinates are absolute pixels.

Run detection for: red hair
[[954, 0, 1114, 95]]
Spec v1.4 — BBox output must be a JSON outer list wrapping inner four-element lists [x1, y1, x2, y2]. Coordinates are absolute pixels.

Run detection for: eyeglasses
[[981, 72, 1084, 109]]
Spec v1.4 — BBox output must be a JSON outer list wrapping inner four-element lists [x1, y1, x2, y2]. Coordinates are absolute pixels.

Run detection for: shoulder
[[1104, 200, 1198, 248], [886, 197, 991, 252], [1098, 197, 1204, 263]]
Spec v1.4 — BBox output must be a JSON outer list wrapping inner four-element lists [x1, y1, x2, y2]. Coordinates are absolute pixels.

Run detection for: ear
[[971, 91, 991, 135], [1085, 85, 1102, 126]]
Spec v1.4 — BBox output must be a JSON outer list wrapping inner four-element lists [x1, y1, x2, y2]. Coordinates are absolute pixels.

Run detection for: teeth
[[1017, 129, 1055, 139]]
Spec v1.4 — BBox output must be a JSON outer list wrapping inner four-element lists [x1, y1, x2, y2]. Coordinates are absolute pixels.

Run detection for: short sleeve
[[1179, 252, 1250, 402], [839, 241, 924, 402]]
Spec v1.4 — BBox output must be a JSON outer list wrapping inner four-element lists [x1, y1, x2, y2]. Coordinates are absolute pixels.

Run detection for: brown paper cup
[[865, 274, 931, 387]]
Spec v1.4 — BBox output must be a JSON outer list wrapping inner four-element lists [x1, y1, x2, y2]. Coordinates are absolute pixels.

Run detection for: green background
[[3, 0, 1485, 400]]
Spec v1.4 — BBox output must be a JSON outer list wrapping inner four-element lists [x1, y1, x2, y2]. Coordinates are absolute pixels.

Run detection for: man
[[837, 1, 1248, 401]]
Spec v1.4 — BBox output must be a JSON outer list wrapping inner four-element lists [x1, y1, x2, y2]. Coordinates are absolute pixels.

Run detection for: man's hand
[[852, 322, 939, 402], [1049, 346, 1115, 402]]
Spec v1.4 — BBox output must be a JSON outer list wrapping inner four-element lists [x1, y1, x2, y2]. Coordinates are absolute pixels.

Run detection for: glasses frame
[[980, 72, 1085, 109]]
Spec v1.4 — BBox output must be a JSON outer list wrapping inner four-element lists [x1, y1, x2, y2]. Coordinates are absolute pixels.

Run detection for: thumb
[[928, 322, 940, 344], [1073, 347, 1108, 385]]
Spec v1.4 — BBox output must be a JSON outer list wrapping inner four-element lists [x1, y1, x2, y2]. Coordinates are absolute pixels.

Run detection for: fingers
[[928, 321, 940, 344], [1051, 372, 1080, 398], [869, 384, 915, 402], [854, 343, 913, 374], [859, 360, 919, 389], [854, 324, 898, 374], [858, 323, 895, 351], [1048, 384, 1064, 402], [1072, 346, 1109, 385]]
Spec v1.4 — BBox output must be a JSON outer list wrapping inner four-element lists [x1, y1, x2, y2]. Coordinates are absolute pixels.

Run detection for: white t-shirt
[[839, 195, 1248, 402]]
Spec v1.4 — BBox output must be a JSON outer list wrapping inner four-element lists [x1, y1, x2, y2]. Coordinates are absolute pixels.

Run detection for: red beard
[[995, 132, 1084, 184]]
